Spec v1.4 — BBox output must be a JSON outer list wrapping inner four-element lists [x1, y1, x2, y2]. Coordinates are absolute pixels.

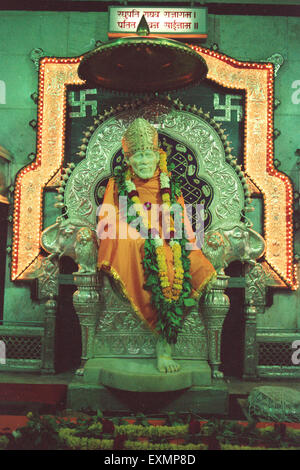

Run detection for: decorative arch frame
[[11, 47, 297, 290]]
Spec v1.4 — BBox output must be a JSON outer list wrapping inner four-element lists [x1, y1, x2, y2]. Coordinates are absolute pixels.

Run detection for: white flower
[[160, 173, 170, 188], [152, 236, 163, 248], [169, 239, 180, 248], [125, 180, 136, 192]]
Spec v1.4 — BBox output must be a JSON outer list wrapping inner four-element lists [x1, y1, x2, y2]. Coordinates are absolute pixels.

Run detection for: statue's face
[[127, 149, 160, 179]]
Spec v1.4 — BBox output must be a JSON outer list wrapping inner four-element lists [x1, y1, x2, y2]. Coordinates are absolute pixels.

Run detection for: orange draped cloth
[[97, 170, 216, 332]]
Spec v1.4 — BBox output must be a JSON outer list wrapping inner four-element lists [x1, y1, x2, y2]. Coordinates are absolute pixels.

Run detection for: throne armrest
[[41, 217, 98, 274], [203, 221, 265, 274]]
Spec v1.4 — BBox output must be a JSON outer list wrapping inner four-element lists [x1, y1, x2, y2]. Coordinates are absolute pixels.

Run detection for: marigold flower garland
[[123, 151, 184, 302], [114, 150, 196, 343]]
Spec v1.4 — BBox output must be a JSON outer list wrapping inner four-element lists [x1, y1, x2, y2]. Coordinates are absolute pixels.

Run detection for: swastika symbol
[[213, 93, 243, 122], [68, 89, 98, 118]]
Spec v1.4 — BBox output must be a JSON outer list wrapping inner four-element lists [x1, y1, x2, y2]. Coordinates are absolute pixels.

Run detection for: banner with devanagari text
[[108, 6, 207, 39]]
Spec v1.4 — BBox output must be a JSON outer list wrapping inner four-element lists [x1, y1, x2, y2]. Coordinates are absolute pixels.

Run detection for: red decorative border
[[189, 46, 297, 290], [11, 49, 297, 290], [12, 58, 83, 280]]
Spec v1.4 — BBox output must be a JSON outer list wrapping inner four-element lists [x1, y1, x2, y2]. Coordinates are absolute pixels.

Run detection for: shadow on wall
[[55, 257, 81, 373], [221, 261, 245, 378]]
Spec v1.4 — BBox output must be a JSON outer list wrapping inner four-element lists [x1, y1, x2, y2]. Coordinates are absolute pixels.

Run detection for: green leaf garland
[[114, 161, 194, 344]]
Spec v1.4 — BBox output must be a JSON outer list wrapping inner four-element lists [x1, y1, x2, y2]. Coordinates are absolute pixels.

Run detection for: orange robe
[[97, 170, 216, 332]]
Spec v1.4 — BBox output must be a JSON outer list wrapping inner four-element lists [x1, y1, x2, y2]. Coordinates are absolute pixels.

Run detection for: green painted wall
[[0, 9, 299, 331]]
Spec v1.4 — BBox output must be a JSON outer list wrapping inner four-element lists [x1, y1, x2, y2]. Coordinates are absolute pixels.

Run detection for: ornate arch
[[11, 48, 297, 290]]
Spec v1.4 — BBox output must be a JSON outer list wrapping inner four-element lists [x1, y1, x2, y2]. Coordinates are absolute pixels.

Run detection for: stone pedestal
[[67, 357, 228, 415], [83, 357, 212, 392], [67, 381, 228, 415]]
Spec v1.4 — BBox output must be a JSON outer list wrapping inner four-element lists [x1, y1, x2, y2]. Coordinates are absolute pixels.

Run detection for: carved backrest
[[41, 98, 265, 361], [58, 98, 252, 360], [63, 98, 247, 233]]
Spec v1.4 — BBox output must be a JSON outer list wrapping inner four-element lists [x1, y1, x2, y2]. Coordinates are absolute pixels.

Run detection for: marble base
[[67, 379, 228, 415], [83, 357, 212, 392], [67, 358, 228, 415]]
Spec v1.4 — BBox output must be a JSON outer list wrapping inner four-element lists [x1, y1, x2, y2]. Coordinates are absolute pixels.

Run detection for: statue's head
[[122, 118, 160, 179]]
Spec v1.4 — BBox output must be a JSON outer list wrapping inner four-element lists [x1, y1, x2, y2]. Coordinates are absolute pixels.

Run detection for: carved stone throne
[[41, 98, 265, 406]]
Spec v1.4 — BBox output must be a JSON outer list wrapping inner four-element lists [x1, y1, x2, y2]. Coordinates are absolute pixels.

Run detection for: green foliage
[[134, 413, 150, 427], [165, 411, 184, 427], [2, 412, 300, 450], [10, 412, 62, 450]]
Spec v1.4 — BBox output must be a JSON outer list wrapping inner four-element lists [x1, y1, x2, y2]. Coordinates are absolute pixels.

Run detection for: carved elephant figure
[[202, 221, 265, 273], [41, 217, 99, 273]]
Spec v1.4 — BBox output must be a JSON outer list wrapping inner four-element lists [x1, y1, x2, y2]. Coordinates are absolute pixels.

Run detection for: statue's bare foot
[[156, 337, 180, 374]]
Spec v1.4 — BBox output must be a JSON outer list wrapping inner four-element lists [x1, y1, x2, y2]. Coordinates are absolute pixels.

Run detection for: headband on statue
[[122, 118, 159, 158]]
